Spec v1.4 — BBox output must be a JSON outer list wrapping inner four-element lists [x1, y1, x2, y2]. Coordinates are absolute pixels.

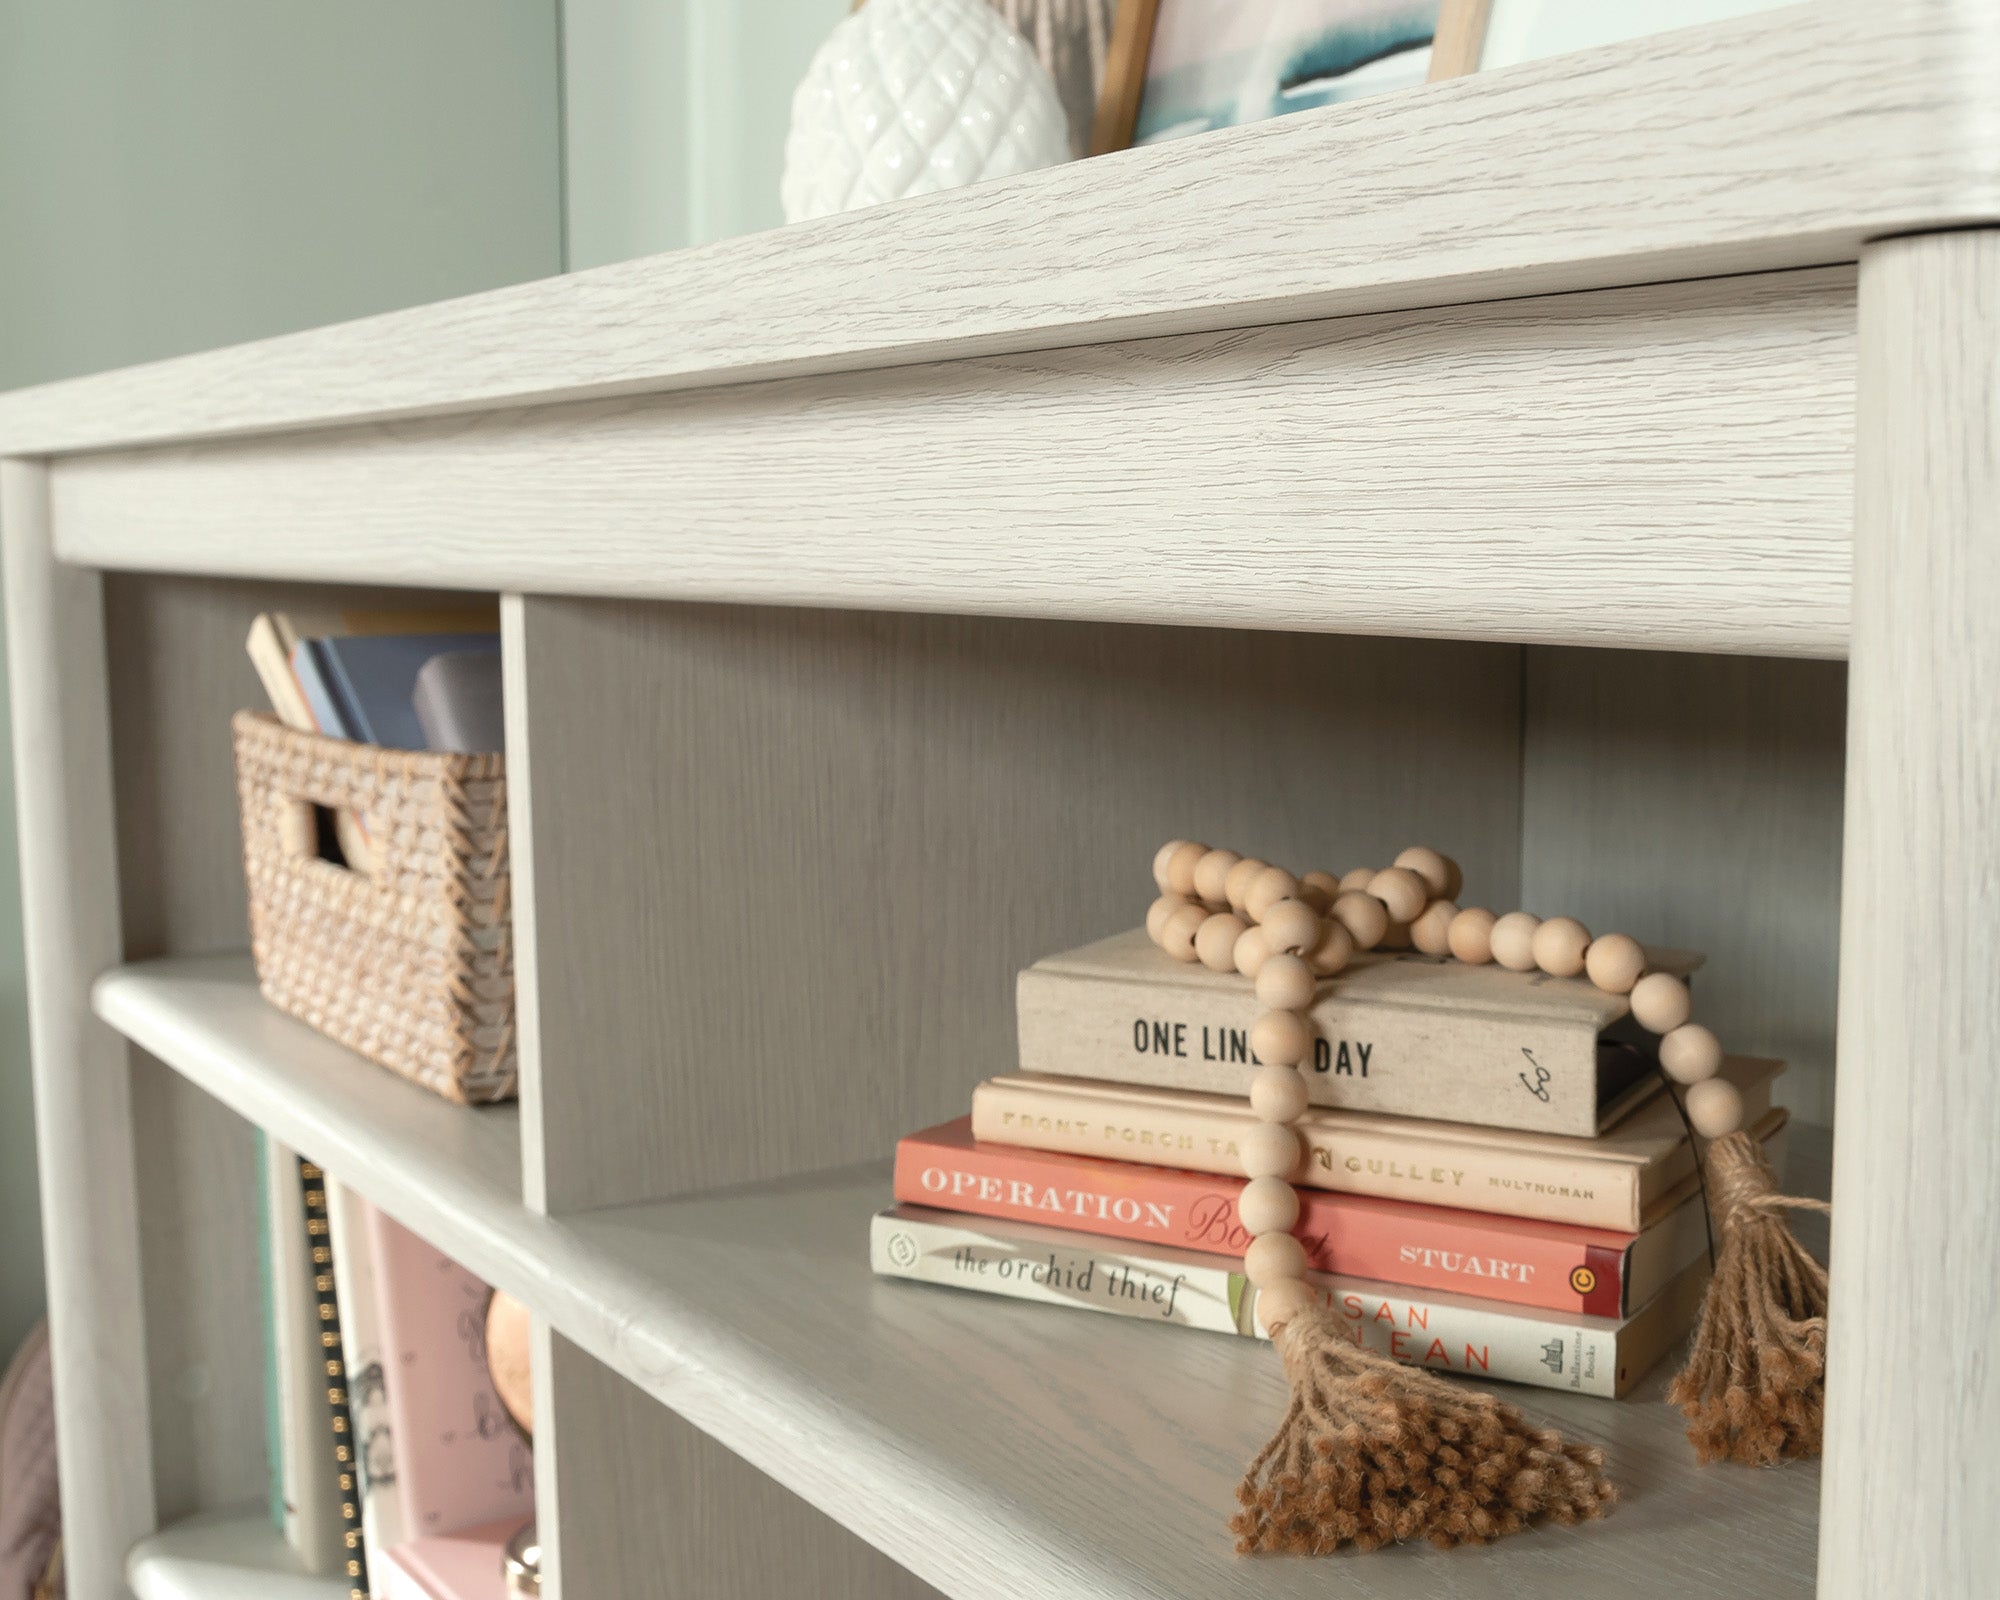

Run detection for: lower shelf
[[97, 956, 1828, 1600], [126, 1509, 349, 1600]]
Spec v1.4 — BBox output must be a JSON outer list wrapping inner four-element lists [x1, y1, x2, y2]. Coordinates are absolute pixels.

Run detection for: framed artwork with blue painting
[[1090, 0, 1490, 154]]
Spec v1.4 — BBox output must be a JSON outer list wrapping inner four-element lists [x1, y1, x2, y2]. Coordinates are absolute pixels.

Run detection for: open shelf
[[96, 954, 520, 1215], [96, 957, 1827, 1600], [125, 1508, 348, 1600]]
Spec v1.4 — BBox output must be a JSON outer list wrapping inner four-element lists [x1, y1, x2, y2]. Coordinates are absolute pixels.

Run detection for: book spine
[[893, 1136, 1634, 1315], [325, 1181, 406, 1599], [255, 1133, 286, 1535], [871, 1210, 1622, 1397], [1018, 964, 1602, 1133], [266, 1139, 348, 1577], [299, 1160, 371, 1600], [970, 1078, 1644, 1229], [290, 639, 353, 741]]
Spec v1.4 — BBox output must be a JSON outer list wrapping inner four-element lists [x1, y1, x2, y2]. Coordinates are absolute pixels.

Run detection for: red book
[[893, 1113, 1786, 1317]]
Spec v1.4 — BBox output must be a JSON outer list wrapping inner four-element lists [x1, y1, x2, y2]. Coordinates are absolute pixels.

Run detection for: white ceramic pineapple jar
[[781, 0, 1072, 222]]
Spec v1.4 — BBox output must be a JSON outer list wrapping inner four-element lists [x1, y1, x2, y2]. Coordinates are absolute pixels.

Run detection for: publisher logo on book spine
[[886, 1230, 919, 1269]]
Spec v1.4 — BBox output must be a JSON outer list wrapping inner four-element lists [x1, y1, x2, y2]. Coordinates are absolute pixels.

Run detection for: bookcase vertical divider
[[502, 594, 1530, 1217]]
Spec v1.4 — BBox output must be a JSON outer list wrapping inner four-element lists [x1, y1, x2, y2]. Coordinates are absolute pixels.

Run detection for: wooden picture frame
[[1090, 0, 1490, 155]]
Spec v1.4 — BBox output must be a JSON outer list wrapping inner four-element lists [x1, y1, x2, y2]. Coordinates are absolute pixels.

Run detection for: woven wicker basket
[[231, 710, 516, 1104]]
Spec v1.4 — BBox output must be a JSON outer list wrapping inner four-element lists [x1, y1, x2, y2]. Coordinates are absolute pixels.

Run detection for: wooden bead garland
[[1144, 837, 1829, 1554]]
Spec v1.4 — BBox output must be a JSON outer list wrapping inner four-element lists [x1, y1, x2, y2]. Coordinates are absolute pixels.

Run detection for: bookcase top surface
[[96, 955, 1828, 1600], [0, 2, 1994, 463]]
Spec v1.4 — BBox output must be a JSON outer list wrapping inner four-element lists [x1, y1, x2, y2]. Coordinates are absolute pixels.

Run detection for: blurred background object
[[780, 0, 1070, 222], [0, 1321, 59, 1600]]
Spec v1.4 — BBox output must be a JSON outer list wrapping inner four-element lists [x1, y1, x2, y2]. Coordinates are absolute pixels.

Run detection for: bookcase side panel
[[1519, 647, 1846, 1123], [1824, 227, 2000, 1598], [1, 462, 156, 1599], [532, 1324, 939, 1600], [507, 599, 1525, 1215]]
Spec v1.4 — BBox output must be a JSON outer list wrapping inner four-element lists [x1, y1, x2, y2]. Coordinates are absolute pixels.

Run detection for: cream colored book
[[1017, 928, 1705, 1135], [970, 1056, 1783, 1231], [872, 1205, 1714, 1398]]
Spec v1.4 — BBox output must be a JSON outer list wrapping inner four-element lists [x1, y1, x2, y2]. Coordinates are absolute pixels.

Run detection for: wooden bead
[[1392, 846, 1454, 898], [1338, 867, 1377, 893], [1410, 898, 1458, 956], [1630, 971, 1692, 1033], [1165, 840, 1207, 898], [1239, 1121, 1302, 1179], [1583, 933, 1646, 995], [1531, 916, 1592, 978], [1249, 1062, 1311, 1122], [1447, 906, 1497, 964], [1249, 1009, 1312, 1067], [1244, 866, 1300, 921], [1260, 898, 1321, 955], [1254, 952, 1316, 1010], [1297, 872, 1338, 913], [1237, 1175, 1300, 1237], [1193, 848, 1240, 907], [1256, 1276, 1319, 1334], [1151, 840, 1188, 893], [1245, 1231, 1308, 1287], [1331, 890, 1389, 950], [1489, 911, 1542, 971], [1685, 1076, 1744, 1139], [1378, 919, 1413, 950], [1439, 856, 1464, 901], [1146, 893, 1189, 944], [1224, 856, 1267, 912], [1195, 911, 1248, 973], [1368, 866, 1428, 923], [1307, 918, 1354, 976], [1233, 924, 1272, 978], [1159, 902, 1208, 962], [1660, 1023, 1724, 1085]]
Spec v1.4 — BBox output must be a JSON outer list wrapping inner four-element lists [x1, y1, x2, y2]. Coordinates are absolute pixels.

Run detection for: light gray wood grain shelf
[[4, 1, 1998, 655], [94, 956, 1827, 1600], [95, 957, 521, 1230], [125, 1509, 348, 1600]]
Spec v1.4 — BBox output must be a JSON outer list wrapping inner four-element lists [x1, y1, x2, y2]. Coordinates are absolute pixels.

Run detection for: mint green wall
[[0, 0, 564, 1363], [562, 0, 848, 266]]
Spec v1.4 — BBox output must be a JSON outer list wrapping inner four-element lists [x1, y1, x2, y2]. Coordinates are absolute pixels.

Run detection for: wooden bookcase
[[1, 5, 1992, 1595]]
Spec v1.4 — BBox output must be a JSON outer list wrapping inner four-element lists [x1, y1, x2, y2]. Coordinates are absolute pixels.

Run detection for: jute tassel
[[1668, 1130, 1830, 1463], [1232, 1308, 1617, 1554]]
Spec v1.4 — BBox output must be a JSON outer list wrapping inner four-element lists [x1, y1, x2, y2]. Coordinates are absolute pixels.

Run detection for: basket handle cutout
[[281, 797, 375, 879]]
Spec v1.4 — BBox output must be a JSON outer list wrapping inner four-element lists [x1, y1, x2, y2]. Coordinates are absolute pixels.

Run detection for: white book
[[872, 1205, 1710, 1399], [1017, 928, 1704, 1135], [264, 1139, 345, 1575], [326, 1179, 407, 1597]]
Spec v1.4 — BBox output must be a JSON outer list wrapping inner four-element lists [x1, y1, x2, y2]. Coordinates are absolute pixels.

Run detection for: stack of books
[[873, 928, 1788, 1399]]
